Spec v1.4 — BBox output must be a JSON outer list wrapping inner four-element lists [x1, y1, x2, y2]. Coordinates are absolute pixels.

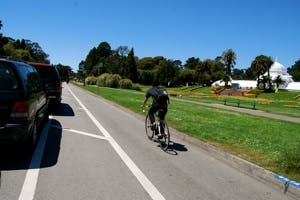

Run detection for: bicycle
[[142, 106, 170, 151]]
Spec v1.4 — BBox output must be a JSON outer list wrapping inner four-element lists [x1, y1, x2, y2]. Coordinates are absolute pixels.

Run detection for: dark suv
[[0, 58, 48, 147], [27, 62, 62, 109]]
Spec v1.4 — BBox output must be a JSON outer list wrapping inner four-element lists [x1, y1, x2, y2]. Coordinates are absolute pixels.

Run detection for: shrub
[[119, 79, 133, 89], [85, 76, 98, 85], [97, 73, 111, 87], [132, 83, 142, 91], [105, 74, 121, 88]]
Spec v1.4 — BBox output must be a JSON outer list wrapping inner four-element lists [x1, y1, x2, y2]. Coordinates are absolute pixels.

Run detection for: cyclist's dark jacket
[[146, 86, 169, 121]]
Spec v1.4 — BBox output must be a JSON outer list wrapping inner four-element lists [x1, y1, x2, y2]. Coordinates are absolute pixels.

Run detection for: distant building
[[212, 60, 300, 91], [261, 60, 293, 89]]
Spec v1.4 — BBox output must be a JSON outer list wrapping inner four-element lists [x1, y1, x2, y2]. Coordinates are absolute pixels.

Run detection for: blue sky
[[1, 0, 299, 71]]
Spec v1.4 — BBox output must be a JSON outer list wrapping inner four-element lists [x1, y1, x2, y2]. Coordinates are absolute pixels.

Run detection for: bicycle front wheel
[[159, 122, 170, 151], [145, 114, 154, 140]]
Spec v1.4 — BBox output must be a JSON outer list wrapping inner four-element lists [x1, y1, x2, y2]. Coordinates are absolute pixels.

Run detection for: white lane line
[[63, 128, 109, 141], [67, 85, 166, 200], [50, 124, 109, 141], [18, 116, 52, 200]]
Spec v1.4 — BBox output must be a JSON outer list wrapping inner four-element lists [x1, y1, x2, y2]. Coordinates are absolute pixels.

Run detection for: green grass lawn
[[165, 87, 300, 118], [73, 83, 300, 182]]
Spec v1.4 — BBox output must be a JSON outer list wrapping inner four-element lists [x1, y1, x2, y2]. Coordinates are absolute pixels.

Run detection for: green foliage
[[121, 48, 138, 82], [132, 83, 142, 91], [81, 41, 299, 89], [276, 143, 300, 174], [105, 74, 121, 88], [119, 79, 133, 89], [97, 73, 111, 87], [221, 49, 236, 76], [1, 38, 49, 63], [56, 63, 73, 80], [288, 59, 300, 81], [138, 69, 155, 85], [85, 76, 98, 85], [250, 55, 273, 88]]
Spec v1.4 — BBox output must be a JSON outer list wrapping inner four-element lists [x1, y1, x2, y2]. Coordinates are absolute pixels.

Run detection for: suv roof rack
[[27, 61, 53, 67]]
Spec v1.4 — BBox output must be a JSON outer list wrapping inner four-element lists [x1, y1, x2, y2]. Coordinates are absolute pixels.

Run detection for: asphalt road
[[0, 83, 295, 200]]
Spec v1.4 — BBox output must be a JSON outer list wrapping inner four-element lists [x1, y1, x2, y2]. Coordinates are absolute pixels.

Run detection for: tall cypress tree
[[126, 48, 138, 82]]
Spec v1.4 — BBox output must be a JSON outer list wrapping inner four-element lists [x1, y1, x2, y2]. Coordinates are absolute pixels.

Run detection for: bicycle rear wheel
[[159, 122, 170, 151], [145, 114, 154, 140]]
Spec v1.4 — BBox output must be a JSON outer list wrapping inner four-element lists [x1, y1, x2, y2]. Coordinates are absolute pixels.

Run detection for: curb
[[71, 84, 300, 199]]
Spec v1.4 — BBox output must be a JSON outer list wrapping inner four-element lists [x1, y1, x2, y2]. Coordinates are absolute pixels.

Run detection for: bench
[[224, 98, 257, 109]]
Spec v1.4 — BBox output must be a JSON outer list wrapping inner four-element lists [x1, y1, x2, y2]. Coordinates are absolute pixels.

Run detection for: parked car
[[27, 62, 62, 109], [0, 58, 48, 147]]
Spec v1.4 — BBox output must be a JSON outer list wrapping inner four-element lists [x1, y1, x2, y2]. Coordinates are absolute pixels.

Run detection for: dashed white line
[[67, 85, 166, 200], [63, 128, 109, 141]]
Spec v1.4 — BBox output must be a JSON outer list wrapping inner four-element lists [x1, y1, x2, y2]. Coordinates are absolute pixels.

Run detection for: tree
[[232, 68, 246, 80], [273, 75, 284, 88], [24, 40, 49, 63], [56, 63, 73, 81], [97, 41, 111, 58], [287, 59, 300, 81], [184, 57, 200, 69], [176, 69, 196, 86], [250, 55, 273, 90], [137, 57, 156, 70], [124, 48, 138, 82], [221, 49, 236, 87], [84, 47, 99, 75], [116, 46, 129, 57], [156, 59, 178, 86]]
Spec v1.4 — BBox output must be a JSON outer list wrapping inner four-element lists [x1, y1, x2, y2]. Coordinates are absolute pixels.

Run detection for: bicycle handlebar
[[141, 105, 151, 113]]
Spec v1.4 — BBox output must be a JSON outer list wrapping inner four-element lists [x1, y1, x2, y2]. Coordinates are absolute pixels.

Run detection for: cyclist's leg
[[158, 106, 168, 135], [149, 104, 159, 124], [158, 106, 167, 121]]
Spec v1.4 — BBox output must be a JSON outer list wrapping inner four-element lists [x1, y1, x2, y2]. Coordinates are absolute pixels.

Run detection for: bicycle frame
[[143, 105, 170, 151]]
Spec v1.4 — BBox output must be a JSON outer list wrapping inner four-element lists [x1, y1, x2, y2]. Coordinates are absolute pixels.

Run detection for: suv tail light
[[10, 101, 29, 118], [55, 81, 61, 92]]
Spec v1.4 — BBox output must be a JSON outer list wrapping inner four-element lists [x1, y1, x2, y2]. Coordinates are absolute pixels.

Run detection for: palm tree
[[273, 75, 285, 88], [250, 55, 273, 90], [221, 49, 236, 87]]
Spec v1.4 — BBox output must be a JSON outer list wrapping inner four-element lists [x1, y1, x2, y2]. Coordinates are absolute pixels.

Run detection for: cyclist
[[141, 80, 170, 136]]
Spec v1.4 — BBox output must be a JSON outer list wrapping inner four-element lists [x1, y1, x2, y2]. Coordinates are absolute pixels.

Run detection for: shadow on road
[[40, 119, 62, 168], [0, 119, 62, 171], [51, 103, 75, 117], [164, 141, 188, 155]]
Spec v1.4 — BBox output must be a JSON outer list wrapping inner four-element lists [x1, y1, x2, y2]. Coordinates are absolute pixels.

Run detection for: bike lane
[[32, 84, 152, 200]]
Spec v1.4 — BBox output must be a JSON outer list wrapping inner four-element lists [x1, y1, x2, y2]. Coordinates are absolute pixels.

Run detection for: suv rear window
[[35, 67, 60, 80], [0, 62, 18, 90]]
